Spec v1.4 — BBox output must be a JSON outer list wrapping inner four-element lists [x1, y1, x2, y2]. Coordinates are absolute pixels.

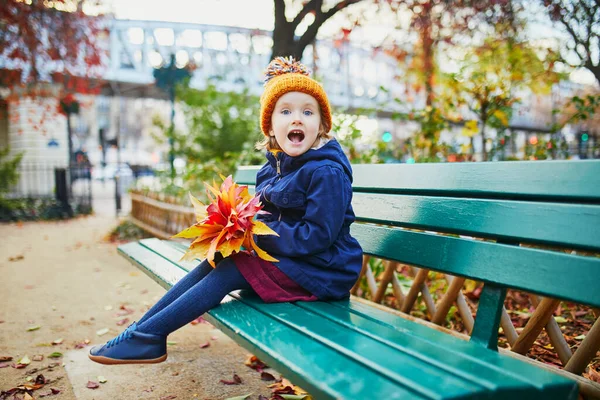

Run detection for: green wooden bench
[[119, 159, 600, 400]]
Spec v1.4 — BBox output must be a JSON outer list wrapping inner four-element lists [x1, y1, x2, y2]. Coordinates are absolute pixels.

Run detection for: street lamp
[[153, 54, 192, 178]]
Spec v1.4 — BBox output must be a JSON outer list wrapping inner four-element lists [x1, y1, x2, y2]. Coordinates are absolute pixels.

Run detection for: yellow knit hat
[[260, 57, 332, 137]]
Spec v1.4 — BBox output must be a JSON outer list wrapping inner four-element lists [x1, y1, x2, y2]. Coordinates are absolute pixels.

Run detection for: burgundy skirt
[[230, 252, 317, 303]]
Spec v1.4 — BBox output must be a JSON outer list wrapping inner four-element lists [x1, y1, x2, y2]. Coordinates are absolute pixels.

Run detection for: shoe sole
[[88, 353, 167, 365]]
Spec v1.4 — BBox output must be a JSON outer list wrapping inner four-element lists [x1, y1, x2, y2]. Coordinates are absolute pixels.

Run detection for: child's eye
[[303, 110, 313, 116], [281, 109, 291, 115]]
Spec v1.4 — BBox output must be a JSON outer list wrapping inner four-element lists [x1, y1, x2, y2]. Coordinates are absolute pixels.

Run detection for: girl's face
[[270, 91, 322, 157]]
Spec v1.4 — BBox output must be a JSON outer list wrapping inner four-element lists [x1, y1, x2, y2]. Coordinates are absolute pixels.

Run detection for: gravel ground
[[0, 214, 280, 400]]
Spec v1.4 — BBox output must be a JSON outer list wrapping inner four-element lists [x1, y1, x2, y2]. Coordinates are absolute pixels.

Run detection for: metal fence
[[5, 163, 93, 217]]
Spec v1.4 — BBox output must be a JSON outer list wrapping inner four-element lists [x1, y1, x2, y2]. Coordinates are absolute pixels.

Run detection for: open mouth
[[287, 130, 305, 143]]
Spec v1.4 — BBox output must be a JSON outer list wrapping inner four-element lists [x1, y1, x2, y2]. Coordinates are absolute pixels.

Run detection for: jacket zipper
[[276, 154, 282, 221]]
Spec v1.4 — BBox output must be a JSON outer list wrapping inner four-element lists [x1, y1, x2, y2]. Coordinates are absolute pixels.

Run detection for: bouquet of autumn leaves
[[173, 175, 279, 267]]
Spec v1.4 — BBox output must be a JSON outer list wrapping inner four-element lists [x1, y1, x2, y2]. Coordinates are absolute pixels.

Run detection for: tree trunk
[[270, 0, 364, 61], [480, 119, 488, 161]]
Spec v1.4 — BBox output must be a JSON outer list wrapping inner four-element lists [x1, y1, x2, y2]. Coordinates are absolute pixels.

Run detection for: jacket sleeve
[[255, 166, 349, 257]]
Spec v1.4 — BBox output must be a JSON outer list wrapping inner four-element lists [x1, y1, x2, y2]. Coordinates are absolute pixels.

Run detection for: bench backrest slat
[[352, 193, 600, 251], [237, 160, 600, 201], [352, 224, 600, 308]]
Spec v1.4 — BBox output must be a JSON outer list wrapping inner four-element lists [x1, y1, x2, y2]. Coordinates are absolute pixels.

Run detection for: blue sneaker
[[88, 322, 167, 365]]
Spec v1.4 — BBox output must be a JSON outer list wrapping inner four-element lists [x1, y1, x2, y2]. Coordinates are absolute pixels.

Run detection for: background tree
[[444, 35, 563, 160], [0, 0, 105, 165], [271, 0, 364, 60], [0, 0, 105, 90], [542, 0, 600, 85]]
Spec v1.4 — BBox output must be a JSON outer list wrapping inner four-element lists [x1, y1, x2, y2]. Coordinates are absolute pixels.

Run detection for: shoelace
[[106, 322, 137, 348]]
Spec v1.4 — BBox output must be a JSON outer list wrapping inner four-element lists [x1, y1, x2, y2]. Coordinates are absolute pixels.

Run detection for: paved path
[[0, 196, 277, 399]]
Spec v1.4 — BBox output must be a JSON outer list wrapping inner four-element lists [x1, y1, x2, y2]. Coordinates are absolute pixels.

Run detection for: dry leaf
[[96, 328, 109, 336], [220, 373, 243, 385], [86, 381, 100, 389], [173, 176, 278, 266], [199, 342, 210, 348]]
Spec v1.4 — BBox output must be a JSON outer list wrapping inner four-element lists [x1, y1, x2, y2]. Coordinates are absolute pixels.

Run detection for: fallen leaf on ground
[[32, 355, 44, 361], [261, 372, 276, 381], [167, 341, 177, 346], [9, 254, 24, 261], [115, 305, 134, 316], [220, 374, 243, 385], [0, 362, 10, 368], [39, 388, 61, 397], [47, 352, 62, 359], [27, 325, 41, 332], [0, 356, 12, 362], [17, 355, 31, 365], [96, 328, 109, 336], [211, 336, 218, 340], [200, 342, 210, 348], [159, 396, 177, 400], [51, 338, 63, 345], [98, 376, 107, 383], [245, 355, 268, 372], [86, 381, 100, 389], [190, 316, 206, 325], [116, 318, 129, 326]]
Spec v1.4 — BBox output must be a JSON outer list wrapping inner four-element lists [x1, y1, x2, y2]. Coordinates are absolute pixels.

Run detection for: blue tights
[[136, 257, 251, 337]]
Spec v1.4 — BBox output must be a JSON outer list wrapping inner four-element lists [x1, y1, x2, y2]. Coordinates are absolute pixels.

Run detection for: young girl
[[89, 57, 363, 365]]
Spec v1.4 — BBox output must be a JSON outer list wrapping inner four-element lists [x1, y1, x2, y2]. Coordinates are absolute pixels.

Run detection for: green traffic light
[[581, 133, 589, 142]]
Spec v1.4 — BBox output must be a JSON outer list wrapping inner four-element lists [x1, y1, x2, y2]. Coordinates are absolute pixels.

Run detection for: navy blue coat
[[253, 139, 363, 300]]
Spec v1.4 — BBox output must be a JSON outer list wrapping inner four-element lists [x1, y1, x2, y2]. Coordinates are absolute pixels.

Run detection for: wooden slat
[[512, 298, 562, 355], [565, 317, 600, 375], [351, 161, 600, 201], [353, 193, 600, 252], [353, 224, 600, 308], [233, 161, 600, 201], [117, 242, 188, 289]]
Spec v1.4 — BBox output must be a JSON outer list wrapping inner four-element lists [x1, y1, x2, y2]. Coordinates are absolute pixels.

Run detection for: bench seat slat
[[353, 224, 600, 308], [235, 297, 486, 399], [117, 242, 188, 289], [315, 301, 577, 394], [353, 193, 600, 251]]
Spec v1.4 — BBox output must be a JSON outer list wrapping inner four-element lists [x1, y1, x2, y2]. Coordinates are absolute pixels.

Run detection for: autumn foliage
[[173, 176, 278, 267]]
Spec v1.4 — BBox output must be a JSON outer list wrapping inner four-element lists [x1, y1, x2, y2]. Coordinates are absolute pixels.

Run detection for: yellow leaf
[[493, 110, 508, 126], [180, 237, 213, 262], [250, 234, 279, 263], [189, 192, 207, 222], [206, 229, 227, 267], [461, 120, 478, 137], [252, 221, 279, 236]]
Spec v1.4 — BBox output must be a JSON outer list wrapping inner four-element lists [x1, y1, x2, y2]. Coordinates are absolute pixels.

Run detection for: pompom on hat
[[260, 57, 332, 137]]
